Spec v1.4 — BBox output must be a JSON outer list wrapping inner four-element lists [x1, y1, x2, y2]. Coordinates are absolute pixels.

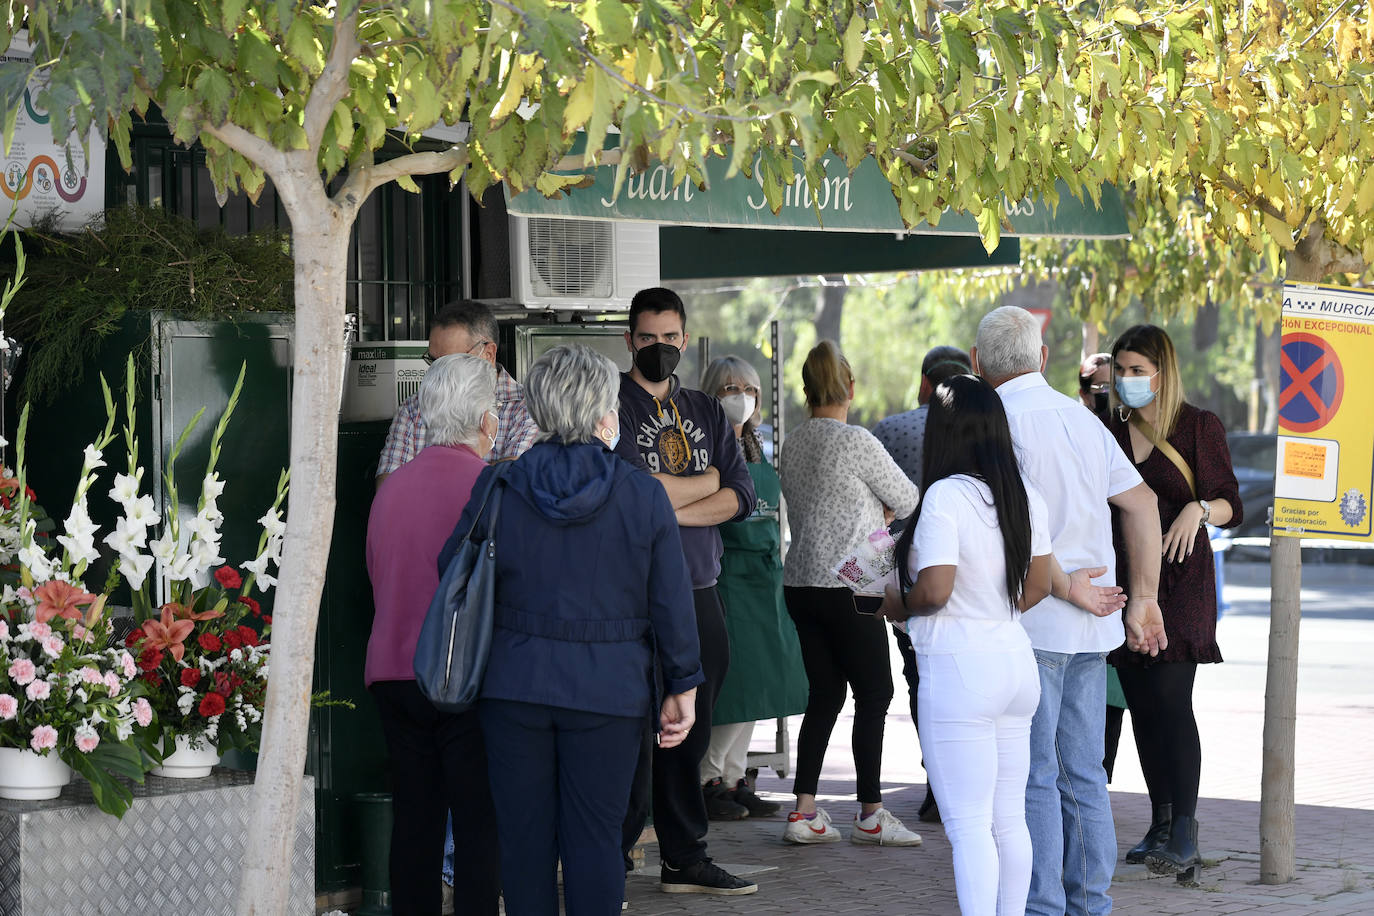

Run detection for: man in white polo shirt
[[971, 306, 1166, 916]]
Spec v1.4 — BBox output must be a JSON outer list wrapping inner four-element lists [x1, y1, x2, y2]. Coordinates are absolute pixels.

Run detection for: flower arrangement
[[105, 358, 286, 756], [0, 396, 159, 816]]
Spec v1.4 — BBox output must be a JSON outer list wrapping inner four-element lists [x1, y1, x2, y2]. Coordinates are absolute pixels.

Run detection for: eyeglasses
[[1086, 382, 1111, 394], [422, 339, 492, 365], [720, 384, 760, 398]]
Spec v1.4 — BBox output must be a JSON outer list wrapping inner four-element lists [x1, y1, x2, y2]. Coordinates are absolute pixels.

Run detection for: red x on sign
[[1278, 332, 1344, 433]]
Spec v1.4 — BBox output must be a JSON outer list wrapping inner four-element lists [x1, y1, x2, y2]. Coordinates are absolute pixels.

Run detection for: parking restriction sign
[[1272, 283, 1374, 540]]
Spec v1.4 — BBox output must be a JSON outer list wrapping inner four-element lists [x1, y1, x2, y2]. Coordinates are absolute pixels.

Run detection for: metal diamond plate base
[[0, 769, 314, 915]]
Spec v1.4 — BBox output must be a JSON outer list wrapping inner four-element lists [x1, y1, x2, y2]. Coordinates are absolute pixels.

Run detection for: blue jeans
[[1025, 650, 1115, 916]]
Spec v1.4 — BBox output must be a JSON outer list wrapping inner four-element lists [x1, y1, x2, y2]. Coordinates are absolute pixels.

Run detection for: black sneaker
[[702, 777, 749, 821], [732, 778, 781, 817], [660, 860, 759, 895]]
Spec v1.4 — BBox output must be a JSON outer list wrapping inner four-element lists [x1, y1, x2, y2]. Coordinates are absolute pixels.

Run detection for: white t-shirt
[[906, 475, 1050, 654], [997, 373, 1144, 653]]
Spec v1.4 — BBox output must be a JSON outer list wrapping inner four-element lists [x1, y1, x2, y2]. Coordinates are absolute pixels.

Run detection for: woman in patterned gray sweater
[[778, 339, 923, 848]]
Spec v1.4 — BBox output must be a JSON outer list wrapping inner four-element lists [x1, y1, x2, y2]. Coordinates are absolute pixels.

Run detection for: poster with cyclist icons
[[2, 34, 106, 231], [1272, 283, 1374, 541]]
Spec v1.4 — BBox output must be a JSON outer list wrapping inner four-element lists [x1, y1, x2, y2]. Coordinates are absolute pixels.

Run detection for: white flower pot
[[0, 746, 74, 800], [150, 734, 222, 778]]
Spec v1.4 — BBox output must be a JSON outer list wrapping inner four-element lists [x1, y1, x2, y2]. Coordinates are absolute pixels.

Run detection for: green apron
[[713, 461, 809, 725]]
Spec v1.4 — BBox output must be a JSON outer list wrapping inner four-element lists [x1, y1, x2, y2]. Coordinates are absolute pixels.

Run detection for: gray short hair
[[701, 355, 763, 429], [523, 344, 620, 444], [975, 306, 1044, 380], [419, 354, 497, 449]]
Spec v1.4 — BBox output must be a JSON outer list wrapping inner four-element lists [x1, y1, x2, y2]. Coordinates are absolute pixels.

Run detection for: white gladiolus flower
[[82, 444, 107, 471], [125, 495, 159, 528], [190, 535, 223, 569], [18, 543, 54, 582], [118, 552, 155, 591], [109, 473, 142, 507], [185, 512, 221, 543], [149, 531, 178, 565], [202, 474, 226, 502], [258, 509, 286, 538], [104, 517, 148, 556]]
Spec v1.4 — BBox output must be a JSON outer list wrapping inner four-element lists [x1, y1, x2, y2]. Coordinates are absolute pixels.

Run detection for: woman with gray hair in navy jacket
[[440, 343, 704, 916]]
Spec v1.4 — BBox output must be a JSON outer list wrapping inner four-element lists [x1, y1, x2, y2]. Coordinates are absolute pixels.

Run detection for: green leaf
[[590, 0, 635, 47], [788, 70, 838, 89], [193, 69, 233, 125], [564, 75, 595, 135], [843, 13, 865, 75], [1356, 168, 1374, 217]]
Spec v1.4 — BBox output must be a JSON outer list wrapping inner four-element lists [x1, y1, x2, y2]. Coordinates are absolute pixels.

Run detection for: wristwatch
[[1198, 499, 1211, 528]]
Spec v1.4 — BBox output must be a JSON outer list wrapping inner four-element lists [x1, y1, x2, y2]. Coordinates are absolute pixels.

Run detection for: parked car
[[1226, 431, 1277, 539]]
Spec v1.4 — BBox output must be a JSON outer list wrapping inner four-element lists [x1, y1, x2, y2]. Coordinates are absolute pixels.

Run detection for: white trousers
[[917, 647, 1041, 916], [700, 721, 755, 784]]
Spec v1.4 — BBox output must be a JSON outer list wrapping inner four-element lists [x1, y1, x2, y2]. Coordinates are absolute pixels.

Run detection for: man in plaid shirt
[[376, 300, 538, 485]]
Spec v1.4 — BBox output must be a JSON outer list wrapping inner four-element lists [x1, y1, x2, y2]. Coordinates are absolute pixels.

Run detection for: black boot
[[732, 778, 781, 817], [702, 777, 748, 820], [1125, 803, 1172, 864], [1145, 814, 1201, 876]]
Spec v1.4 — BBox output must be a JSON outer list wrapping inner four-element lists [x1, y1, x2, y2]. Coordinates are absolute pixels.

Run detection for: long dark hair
[[895, 375, 1033, 610]]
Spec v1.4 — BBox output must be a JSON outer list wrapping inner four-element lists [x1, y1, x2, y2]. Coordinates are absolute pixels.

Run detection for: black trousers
[[621, 586, 730, 868], [370, 680, 500, 916], [785, 586, 894, 804], [1117, 661, 1203, 817], [481, 699, 643, 916]]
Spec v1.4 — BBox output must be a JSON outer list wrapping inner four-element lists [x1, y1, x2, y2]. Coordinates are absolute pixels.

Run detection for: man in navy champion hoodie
[[615, 287, 760, 896]]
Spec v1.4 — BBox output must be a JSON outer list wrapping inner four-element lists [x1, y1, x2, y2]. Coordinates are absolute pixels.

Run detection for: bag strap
[[461, 463, 512, 543], [1128, 413, 1197, 500]]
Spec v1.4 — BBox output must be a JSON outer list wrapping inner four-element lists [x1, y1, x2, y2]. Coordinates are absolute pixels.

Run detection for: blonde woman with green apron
[[699, 356, 809, 819]]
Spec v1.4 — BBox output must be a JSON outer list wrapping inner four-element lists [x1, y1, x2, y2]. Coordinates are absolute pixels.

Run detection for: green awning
[[506, 149, 1129, 239]]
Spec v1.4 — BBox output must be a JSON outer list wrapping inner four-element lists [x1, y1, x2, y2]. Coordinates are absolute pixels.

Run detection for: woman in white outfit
[[880, 375, 1123, 916]]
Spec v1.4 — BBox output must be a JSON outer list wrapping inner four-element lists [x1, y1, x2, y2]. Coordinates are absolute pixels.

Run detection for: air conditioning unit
[[509, 216, 659, 310], [340, 340, 429, 422]]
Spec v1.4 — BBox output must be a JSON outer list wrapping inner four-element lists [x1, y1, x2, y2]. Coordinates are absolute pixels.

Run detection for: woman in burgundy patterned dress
[[1106, 325, 1242, 879]]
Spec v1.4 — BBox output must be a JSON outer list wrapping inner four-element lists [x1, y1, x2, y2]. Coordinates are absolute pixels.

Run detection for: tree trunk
[[814, 278, 846, 345], [1260, 243, 1326, 885], [236, 212, 352, 916]]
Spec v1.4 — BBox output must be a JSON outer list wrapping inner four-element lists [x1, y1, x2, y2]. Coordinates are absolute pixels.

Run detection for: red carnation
[[214, 566, 243, 589], [198, 633, 222, 653], [237, 625, 259, 648], [223, 630, 243, 651], [142, 670, 163, 687], [137, 646, 164, 671], [238, 596, 261, 617], [180, 668, 201, 688], [124, 627, 146, 648], [263, 615, 272, 625], [198, 692, 226, 717]]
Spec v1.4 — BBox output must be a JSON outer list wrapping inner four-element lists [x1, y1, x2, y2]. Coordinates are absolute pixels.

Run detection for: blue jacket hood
[[505, 440, 622, 524]]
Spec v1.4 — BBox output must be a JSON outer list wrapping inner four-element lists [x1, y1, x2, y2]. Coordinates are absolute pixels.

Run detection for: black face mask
[[1093, 391, 1109, 415], [634, 342, 682, 383]]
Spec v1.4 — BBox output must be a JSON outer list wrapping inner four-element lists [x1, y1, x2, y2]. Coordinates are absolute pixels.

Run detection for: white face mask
[[720, 393, 756, 426]]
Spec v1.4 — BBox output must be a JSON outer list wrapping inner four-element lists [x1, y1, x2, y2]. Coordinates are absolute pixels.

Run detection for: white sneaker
[[851, 808, 923, 846], [783, 807, 843, 844]]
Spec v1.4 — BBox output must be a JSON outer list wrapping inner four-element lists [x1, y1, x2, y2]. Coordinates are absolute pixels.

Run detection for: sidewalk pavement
[[625, 779, 1374, 915], [625, 560, 1374, 914]]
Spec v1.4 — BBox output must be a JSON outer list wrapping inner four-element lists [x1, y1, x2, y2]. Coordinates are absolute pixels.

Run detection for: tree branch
[[200, 119, 292, 188], [339, 146, 470, 213], [553, 147, 623, 172], [303, 9, 362, 154], [1213, 172, 1288, 224]]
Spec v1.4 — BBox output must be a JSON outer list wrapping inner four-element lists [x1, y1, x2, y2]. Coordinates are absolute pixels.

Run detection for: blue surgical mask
[[599, 418, 621, 451], [1115, 373, 1158, 409]]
